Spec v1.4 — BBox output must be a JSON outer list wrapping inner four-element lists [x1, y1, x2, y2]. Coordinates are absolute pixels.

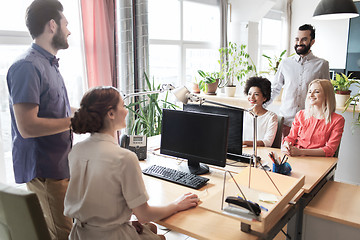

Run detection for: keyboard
[[142, 165, 209, 189]]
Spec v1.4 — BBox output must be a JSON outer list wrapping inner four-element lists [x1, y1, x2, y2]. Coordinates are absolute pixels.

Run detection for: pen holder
[[272, 162, 292, 175]]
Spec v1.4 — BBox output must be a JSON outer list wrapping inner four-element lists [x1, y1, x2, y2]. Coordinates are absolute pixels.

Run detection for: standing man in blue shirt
[[269, 24, 330, 139], [6, 0, 74, 239]]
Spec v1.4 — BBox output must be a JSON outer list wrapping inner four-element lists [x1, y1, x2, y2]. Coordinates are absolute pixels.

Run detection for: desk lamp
[[121, 83, 175, 100], [172, 86, 259, 187]]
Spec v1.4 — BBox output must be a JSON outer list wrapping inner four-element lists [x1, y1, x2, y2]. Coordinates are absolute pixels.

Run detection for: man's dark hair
[[299, 24, 315, 40], [243, 76, 272, 103], [26, 0, 64, 39]]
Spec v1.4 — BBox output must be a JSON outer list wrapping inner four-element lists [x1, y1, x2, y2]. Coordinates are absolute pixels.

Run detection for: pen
[[280, 155, 286, 165], [268, 153, 276, 164], [283, 156, 289, 164]]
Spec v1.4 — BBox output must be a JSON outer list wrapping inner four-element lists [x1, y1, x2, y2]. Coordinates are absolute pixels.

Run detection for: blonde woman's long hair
[[305, 79, 336, 124]]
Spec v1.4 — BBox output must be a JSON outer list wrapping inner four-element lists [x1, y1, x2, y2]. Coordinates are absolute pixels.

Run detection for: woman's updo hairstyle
[[71, 86, 120, 134]]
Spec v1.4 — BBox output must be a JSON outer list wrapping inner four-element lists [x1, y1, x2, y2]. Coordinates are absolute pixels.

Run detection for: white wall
[[0, 117, 5, 183], [290, 0, 350, 69]]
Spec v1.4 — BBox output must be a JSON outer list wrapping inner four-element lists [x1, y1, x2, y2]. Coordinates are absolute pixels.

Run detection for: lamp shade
[[172, 86, 191, 104], [313, 0, 359, 20]]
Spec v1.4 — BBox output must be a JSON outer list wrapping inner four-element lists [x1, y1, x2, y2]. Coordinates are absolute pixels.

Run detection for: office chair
[[271, 116, 284, 149], [0, 183, 51, 240]]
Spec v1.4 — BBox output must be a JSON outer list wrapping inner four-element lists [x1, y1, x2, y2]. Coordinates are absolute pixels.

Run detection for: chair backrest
[[0, 183, 51, 240], [271, 116, 284, 149], [333, 142, 341, 158]]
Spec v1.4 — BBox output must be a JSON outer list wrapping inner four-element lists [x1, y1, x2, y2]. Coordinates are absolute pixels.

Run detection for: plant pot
[[205, 79, 219, 95], [192, 83, 200, 94], [225, 86, 236, 97], [335, 90, 351, 108]]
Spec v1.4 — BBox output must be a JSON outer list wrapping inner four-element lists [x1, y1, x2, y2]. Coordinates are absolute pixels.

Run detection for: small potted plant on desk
[[197, 70, 223, 95], [192, 77, 200, 94], [331, 73, 357, 108], [219, 42, 255, 97]]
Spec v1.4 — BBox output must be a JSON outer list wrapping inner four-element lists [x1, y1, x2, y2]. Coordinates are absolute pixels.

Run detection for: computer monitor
[[183, 104, 244, 161], [160, 109, 229, 175]]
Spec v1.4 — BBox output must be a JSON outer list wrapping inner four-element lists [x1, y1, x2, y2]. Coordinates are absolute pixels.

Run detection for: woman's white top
[[64, 133, 151, 240], [243, 110, 278, 147]]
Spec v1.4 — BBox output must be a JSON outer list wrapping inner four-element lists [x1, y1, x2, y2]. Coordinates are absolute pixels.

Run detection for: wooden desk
[[302, 181, 360, 240], [142, 154, 259, 240], [304, 181, 360, 228], [244, 147, 338, 240], [141, 145, 337, 240], [244, 147, 338, 194]]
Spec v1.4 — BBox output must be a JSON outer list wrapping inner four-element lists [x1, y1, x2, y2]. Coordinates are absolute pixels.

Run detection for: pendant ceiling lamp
[[313, 0, 359, 20]]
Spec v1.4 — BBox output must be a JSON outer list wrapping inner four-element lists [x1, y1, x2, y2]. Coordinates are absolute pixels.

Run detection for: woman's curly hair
[[243, 76, 272, 103]]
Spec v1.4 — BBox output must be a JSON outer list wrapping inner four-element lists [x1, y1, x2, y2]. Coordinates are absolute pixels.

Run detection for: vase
[[192, 83, 200, 94], [225, 86, 236, 97], [335, 90, 351, 108], [205, 79, 219, 95]]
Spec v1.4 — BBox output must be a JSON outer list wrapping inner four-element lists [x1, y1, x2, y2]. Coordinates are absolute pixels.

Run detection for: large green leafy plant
[[218, 42, 256, 86], [344, 75, 360, 127], [261, 50, 287, 75], [331, 73, 357, 92], [126, 74, 179, 136]]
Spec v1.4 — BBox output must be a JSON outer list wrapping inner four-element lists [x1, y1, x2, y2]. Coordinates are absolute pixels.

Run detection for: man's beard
[[52, 27, 69, 50], [294, 43, 311, 55]]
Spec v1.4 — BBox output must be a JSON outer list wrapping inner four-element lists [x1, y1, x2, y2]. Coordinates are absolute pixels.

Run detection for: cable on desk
[[226, 160, 248, 167], [150, 151, 187, 165]]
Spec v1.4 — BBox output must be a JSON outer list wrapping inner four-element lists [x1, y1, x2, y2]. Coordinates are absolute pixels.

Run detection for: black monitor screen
[[183, 104, 244, 161], [160, 109, 229, 175]]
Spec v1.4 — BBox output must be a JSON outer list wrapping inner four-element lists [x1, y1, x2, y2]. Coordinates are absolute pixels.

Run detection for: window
[[0, 0, 86, 185], [258, 13, 286, 78], [148, 0, 221, 88]]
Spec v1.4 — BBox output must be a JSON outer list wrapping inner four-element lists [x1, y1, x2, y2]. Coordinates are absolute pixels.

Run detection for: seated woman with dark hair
[[282, 79, 345, 157], [243, 76, 278, 147], [64, 86, 199, 240]]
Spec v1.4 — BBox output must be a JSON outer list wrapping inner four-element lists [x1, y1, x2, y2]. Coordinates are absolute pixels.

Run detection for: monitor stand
[[187, 160, 209, 175]]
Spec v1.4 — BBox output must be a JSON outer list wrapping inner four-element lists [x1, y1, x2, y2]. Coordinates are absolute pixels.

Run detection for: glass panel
[[0, 0, 33, 31], [261, 18, 282, 47], [0, 45, 29, 184], [148, 0, 180, 40], [185, 48, 219, 87], [183, 2, 220, 42], [149, 45, 180, 87]]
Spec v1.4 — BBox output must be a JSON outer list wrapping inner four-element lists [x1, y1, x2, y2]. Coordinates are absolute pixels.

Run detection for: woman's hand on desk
[[281, 141, 302, 156], [132, 192, 199, 223], [174, 192, 200, 212], [282, 141, 326, 157]]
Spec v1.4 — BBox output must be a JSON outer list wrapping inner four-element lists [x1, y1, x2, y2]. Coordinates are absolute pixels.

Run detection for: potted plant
[[219, 42, 255, 97], [261, 50, 287, 76], [261, 50, 293, 100], [331, 73, 357, 107], [126, 73, 179, 136], [192, 77, 200, 94], [197, 70, 223, 95]]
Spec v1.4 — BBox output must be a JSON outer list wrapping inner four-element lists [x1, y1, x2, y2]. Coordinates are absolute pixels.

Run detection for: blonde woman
[[282, 79, 345, 157]]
